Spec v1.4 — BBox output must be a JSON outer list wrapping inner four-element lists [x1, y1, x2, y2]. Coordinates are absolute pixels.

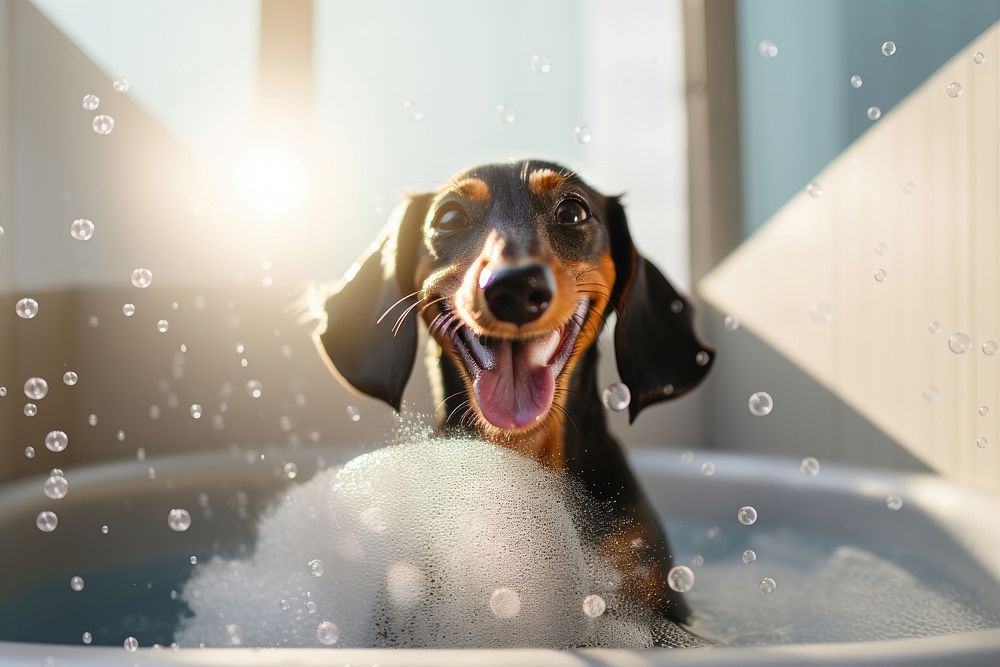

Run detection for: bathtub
[[1, 446, 998, 666]]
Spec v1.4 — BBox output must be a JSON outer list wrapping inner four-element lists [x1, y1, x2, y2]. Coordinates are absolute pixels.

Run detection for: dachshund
[[315, 160, 714, 628]]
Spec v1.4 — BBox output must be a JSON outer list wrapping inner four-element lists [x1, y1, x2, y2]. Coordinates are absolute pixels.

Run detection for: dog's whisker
[[392, 296, 431, 337], [376, 290, 422, 325]]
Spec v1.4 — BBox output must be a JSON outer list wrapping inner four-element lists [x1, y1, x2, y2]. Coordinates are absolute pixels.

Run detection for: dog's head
[[316, 160, 713, 437]]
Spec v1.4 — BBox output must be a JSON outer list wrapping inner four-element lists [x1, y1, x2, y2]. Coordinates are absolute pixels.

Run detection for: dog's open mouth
[[439, 298, 590, 430]]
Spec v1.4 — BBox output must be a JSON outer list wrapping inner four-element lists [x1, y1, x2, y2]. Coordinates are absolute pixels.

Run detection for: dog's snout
[[481, 264, 555, 325]]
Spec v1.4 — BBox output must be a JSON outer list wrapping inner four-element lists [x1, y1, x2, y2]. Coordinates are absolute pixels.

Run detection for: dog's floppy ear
[[316, 193, 432, 411], [606, 196, 715, 423]]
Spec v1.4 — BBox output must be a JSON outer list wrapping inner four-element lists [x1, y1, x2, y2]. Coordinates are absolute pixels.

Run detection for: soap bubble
[[723, 315, 740, 332], [974, 51, 986, 64], [63, 371, 78, 386], [873, 268, 888, 283], [0, 386, 5, 397], [44, 472, 69, 499], [690, 554, 704, 567], [283, 462, 298, 479], [168, 508, 192, 532], [741, 549, 757, 564], [666, 566, 695, 592], [247, 380, 263, 399], [881, 41, 896, 56], [806, 182, 823, 198], [945, 82, 963, 98], [82, 632, 92, 644], [874, 241, 888, 256], [982, 340, 998, 356], [582, 594, 606, 618], [758, 577, 777, 594], [948, 332, 971, 354], [695, 351, 711, 367], [800, 457, 820, 476], [122, 303, 135, 317], [101, 524, 109, 534], [130, 267, 153, 288], [69, 218, 95, 241], [112, 74, 130, 93], [737, 506, 758, 526], [757, 40, 778, 58], [602, 382, 631, 412], [494, 104, 516, 124], [928, 321, 941, 334], [700, 461, 716, 477], [867, 106, 881, 121], [190, 404, 203, 419], [92, 114, 115, 134], [70, 575, 85, 591], [88, 413, 98, 426], [904, 180, 917, 194], [36, 510, 58, 532], [81, 94, 99, 110], [347, 405, 361, 422], [15, 297, 39, 319], [401, 100, 423, 121], [748, 391, 773, 417], [157, 319, 170, 333], [45, 430, 68, 452], [224, 624, 242, 645], [573, 125, 592, 144], [123, 636, 138, 652], [886, 495, 903, 511], [24, 446, 34, 459], [24, 377, 48, 400], [529, 54, 551, 74], [308, 559, 325, 577], [88, 315, 99, 328], [117, 429, 126, 442], [850, 74, 863, 88], [24, 403, 37, 417], [316, 621, 340, 645], [979, 405, 990, 417], [809, 301, 832, 324], [922, 385, 940, 402], [680, 451, 694, 464], [489, 587, 521, 619], [977, 436, 988, 449]]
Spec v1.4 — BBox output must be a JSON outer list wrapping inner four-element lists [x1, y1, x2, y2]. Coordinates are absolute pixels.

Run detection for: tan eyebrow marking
[[451, 177, 490, 202], [527, 168, 566, 195]]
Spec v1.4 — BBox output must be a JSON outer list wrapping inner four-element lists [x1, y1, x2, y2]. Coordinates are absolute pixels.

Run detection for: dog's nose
[[481, 264, 555, 325]]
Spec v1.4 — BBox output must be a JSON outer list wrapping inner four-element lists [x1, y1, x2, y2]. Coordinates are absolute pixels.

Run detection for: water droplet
[[167, 508, 191, 532], [723, 315, 740, 332], [92, 114, 114, 134], [806, 182, 823, 198], [758, 577, 777, 594], [156, 319, 169, 333], [757, 40, 778, 58], [36, 510, 58, 532], [748, 391, 773, 416], [874, 241, 888, 256], [494, 104, 516, 124], [489, 587, 521, 618], [873, 268, 888, 283], [700, 461, 716, 476], [737, 505, 758, 526], [15, 297, 39, 319], [121, 303, 136, 318], [904, 180, 917, 194], [189, 555, 198, 565], [70, 575, 85, 591], [922, 385, 940, 402], [88, 414, 98, 426], [680, 451, 694, 464], [582, 594, 606, 618], [667, 565, 695, 592], [573, 125, 592, 144], [101, 524, 109, 534], [112, 74, 130, 93], [948, 332, 971, 354], [24, 446, 35, 459], [116, 429, 126, 442], [800, 456, 820, 476], [279, 599, 291, 611], [881, 40, 896, 56], [224, 624, 242, 646], [946, 81, 963, 98], [316, 621, 340, 645], [928, 320, 941, 334], [850, 74, 863, 88], [867, 106, 882, 121], [82, 631, 92, 644], [742, 549, 757, 564], [283, 462, 298, 479], [247, 380, 263, 399], [81, 94, 100, 111], [189, 404, 202, 419], [130, 267, 152, 289], [977, 436, 989, 449], [529, 53, 551, 74], [982, 340, 998, 356], [695, 350, 711, 366], [63, 371, 78, 386], [123, 636, 139, 652], [0, 386, 5, 397], [690, 554, 704, 567], [974, 51, 986, 64], [602, 382, 631, 412], [886, 495, 903, 511], [347, 405, 361, 422], [979, 405, 990, 417], [23, 403, 37, 417], [809, 301, 832, 323], [69, 218, 95, 241], [401, 100, 423, 121], [24, 377, 48, 400], [308, 558, 325, 577], [44, 472, 69, 499], [45, 430, 68, 452], [669, 299, 684, 314], [87, 315, 99, 328]]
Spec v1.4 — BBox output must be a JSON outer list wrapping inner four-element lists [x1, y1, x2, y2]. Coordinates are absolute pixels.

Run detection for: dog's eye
[[431, 204, 469, 231], [555, 199, 590, 225]]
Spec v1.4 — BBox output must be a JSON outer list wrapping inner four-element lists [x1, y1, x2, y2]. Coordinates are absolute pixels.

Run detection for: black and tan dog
[[316, 160, 714, 625]]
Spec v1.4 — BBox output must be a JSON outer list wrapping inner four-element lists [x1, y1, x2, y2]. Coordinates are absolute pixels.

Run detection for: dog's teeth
[[529, 330, 562, 367]]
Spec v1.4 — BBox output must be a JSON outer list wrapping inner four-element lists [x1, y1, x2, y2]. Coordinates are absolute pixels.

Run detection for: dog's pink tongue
[[474, 335, 557, 429]]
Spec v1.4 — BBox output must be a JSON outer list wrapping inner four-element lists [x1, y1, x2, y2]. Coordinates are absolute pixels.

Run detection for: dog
[[315, 160, 714, 627]]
